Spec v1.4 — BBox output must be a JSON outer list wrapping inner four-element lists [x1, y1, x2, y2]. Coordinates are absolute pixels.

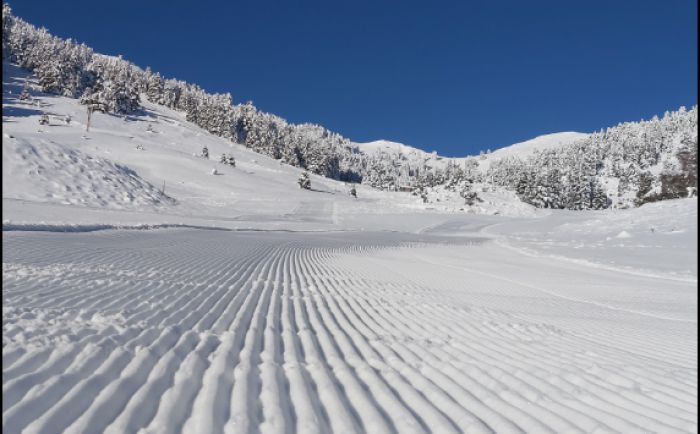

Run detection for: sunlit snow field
[[3, 63, 698, 433]]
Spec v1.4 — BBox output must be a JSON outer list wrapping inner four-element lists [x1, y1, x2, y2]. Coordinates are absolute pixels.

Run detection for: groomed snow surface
[[3, 222, 697, 434], [3, 63, 698, 433]]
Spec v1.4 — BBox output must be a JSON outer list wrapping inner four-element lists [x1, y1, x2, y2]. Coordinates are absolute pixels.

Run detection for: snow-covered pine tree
[[162, 79, 182, 109], [19, 80, 30, 100], [2, 3, 12, 60], [108, 63, 140, 114], [298, 171, 311, 190], [460, 179, 482, 206], [80, 86, 105, 113], [591, 180, 609, 209], [146, 72, 165, 105], [37, 62, 62, 93]]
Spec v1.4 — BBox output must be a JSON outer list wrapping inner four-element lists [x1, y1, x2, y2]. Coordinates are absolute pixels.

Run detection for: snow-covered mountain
[[1, 63, 398, 225], [354, 139, 443, 165], [2, 3, 697, 213], [475, 132, 588, 171], [355, 139, 426, 155], [352, 132, 591, 182], [356, 132, 589, 168], [488, 131, 588, 157]]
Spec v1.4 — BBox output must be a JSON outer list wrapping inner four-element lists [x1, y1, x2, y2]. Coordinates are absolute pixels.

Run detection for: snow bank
[[487, 198, 698, 280], [3, 135, 174, 209]]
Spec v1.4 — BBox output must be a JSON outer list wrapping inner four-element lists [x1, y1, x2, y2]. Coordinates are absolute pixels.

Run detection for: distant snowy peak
[[474, 131, 589, 173], [352, 133, 590, 177], [354, 132, 588, 162], [487, 132, 589, 160], [354, 140, 437, 158]]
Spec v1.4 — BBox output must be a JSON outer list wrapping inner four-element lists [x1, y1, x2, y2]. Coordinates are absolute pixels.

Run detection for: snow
[[3, 62, 698, 433], [354, 139, 429, 156], [475, 131, 588, 172], [485, 131, 588, 159], [615, 230, 633, 239], [486, 198, 698, 281], [3, 134, 175, 209], [4, 222, 697, 433], [354, 132, 588, 174]]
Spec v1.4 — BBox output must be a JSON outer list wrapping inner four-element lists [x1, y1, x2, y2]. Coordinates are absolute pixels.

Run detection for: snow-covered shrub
[[19, 81, 30, 100], [298, 171, 311, 190], [219, 153, 236, 167], [460, 181, 482, 206]]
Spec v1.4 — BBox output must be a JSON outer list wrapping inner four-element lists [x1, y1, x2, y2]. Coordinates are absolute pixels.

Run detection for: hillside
[[3, 4, 696, 213], [476, 132, 589, 172], [356, 132, 588, 170], [353, 132, 589, 187], [5, 61, 540, 230]]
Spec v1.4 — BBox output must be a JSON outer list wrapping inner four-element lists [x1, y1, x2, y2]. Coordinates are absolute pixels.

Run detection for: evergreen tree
[[298, 171, 311, 190], [19, 80, 30, 100], [146, 72, 165, 105], [2, 3, 13, 60], [37, 62, 61, 93], [460, 180, 481, 206]]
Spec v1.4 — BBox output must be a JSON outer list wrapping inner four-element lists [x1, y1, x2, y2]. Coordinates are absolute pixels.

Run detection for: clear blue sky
[[10, 0, 698, 156]]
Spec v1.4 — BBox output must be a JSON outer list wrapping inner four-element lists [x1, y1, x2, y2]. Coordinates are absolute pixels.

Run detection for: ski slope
[[3, 224, 697, 434], [3, 63, 698, 433]]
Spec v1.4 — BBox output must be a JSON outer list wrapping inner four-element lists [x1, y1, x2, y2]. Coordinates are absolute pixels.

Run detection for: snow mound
[[2, 135, 175, 209], [615, 230, 632, 238], [489, 198, 698, 280]]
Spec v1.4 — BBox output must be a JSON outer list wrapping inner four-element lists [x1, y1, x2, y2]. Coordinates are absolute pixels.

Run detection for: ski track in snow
[[2, 229, 696, 434]]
